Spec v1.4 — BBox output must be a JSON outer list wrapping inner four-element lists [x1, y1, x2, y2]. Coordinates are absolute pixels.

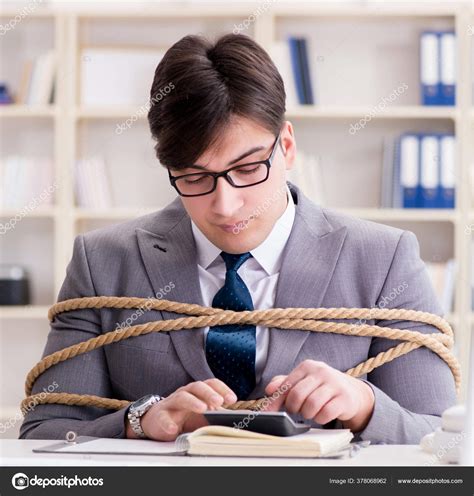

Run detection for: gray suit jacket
[[19, 182, 457, 444]]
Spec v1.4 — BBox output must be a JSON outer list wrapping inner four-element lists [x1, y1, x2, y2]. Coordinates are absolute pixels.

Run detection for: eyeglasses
[[168, 132, 281, 197]]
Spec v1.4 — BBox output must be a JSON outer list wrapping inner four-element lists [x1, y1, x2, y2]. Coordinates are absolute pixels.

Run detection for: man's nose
[[210, 176, 243, 218]]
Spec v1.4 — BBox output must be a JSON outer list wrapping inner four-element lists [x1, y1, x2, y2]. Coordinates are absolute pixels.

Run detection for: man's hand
[[263, 360, 375, 432], [125, 378, 237, 441]]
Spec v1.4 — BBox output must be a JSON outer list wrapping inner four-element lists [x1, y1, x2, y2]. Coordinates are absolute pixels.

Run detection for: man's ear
[[280, 120, 296, 171]]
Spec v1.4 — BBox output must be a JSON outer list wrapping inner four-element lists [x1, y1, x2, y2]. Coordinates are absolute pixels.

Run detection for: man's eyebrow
[[185, 145, 266, 171]]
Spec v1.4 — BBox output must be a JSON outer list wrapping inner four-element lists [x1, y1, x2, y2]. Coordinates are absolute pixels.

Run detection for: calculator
[[204, 410, 311, 437]]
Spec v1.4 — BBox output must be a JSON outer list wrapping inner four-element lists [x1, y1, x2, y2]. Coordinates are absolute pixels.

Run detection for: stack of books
[[0, 156, 54, 208], [420, 31, 456, 106], [381, 133, 455, 209], [424, 259, 456, 315], [270, 37, 315, 106], [16, 50, 56, 105], [74, 156, 113, 209]]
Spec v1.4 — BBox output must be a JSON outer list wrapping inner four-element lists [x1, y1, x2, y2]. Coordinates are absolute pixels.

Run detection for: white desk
[[0, 439, 445, 466]]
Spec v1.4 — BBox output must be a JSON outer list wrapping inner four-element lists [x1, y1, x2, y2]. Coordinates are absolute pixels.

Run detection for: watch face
[[133, 394, 155, 410]]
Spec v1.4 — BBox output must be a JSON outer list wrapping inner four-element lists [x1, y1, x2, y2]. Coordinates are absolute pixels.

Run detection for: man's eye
[[236, 164, 262, 175], [183, 176, 206, 184]]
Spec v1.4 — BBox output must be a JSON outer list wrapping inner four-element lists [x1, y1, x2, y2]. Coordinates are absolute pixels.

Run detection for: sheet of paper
[[34, 437, 182, 456]]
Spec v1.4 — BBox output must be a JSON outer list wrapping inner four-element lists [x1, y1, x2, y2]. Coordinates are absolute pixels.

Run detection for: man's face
[[173, 117, 296, 254]]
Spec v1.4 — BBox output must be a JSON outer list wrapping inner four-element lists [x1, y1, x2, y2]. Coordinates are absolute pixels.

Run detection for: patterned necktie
[[205, 251, 256, 400]]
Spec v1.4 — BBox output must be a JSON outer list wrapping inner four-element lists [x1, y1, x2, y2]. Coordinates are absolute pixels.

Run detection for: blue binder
[[439, 31, 456, 106], [398, 134, 421, 208], [439, 134, 455, 208], [299, 38, 314, 105], [289, 37, 306, 104], [420, 31, 441, 105], [419, 133, 440, 208]]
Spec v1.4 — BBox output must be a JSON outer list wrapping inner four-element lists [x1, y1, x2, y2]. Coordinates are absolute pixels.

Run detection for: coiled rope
[[21, 297, 460, 414]]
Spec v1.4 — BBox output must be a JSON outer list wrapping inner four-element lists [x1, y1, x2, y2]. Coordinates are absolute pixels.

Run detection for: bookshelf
[[1, 1, 473, 438]]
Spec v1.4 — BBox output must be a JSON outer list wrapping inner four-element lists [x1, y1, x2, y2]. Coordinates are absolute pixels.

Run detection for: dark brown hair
[[148, 33, 286, 170]]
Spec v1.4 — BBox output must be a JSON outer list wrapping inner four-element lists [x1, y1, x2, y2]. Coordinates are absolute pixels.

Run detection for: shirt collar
[[191, 184, 295, 276]]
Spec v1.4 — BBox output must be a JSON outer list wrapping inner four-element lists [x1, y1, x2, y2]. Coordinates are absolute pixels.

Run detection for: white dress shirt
[[191, 185, 296, 383]]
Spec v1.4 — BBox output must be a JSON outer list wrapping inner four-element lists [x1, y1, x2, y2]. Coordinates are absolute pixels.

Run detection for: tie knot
[[221, 251, 252, 272]]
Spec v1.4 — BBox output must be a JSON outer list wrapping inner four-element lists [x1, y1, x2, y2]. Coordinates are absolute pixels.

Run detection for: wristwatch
[[127, 394, 163, 439]]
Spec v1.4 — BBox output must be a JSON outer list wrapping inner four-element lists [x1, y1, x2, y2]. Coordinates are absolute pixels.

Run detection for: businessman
[[20, 33, 456, 444]]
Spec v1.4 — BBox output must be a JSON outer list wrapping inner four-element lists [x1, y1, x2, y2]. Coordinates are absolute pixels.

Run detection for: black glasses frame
[[168, 132, 282, 197]]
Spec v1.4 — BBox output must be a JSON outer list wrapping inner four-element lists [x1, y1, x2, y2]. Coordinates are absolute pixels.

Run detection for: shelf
[[74, 106, 148, 120], [75, 5, 259, 19], [274, 4, 459, 17], [76, 105, 458, 121], [335, 208, 458, 222], [0, 4, 460, 20], [0, 105, 57, 118], [0, 306, 51, 320], [286, 105, 458, 120], [0, 207, 57, 219]]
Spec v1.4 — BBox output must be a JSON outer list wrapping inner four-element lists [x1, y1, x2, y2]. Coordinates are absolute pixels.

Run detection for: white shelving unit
[[1, 1, 474, 437]]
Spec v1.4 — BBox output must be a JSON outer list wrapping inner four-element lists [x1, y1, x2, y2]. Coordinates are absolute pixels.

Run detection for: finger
[[203, 378, 238, 404], [284, 375, 321, 414], [300, 385, 336, 420], [182, 382, 228, 408], [313, 395, 345, 425], [277, 365, 308, 394], [260, 388, 287, 411], [163, 390, 208, 413], [265, 375, 287, 396]]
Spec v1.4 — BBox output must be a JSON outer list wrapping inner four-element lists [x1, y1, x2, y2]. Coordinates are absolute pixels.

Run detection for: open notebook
[[35, 427, 353, 459], [176, 425, 354, 457]]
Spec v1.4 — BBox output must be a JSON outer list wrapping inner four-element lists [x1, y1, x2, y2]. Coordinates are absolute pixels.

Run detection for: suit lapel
[[249, 184, 348, 398], [136, 198, 215, 382]]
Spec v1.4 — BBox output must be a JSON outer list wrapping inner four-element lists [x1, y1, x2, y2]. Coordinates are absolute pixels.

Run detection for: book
[[425, 259, 455, 314], [269, 42, 298, 107], [420, 31, 456, 106], [420, 31, 440, 105], [399, 134, 420, 208], [74, 156, 113, 209], [175, 424, 354, 458], [439, 32, 456, 106], [0, 156, 54, 209], [287, 149, 326, 205], [25, 50, 56, 105], [383, 133, 455, 209]]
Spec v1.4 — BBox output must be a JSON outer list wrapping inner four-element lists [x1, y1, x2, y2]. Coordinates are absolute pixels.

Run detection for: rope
[[21, 297, 460, 414]]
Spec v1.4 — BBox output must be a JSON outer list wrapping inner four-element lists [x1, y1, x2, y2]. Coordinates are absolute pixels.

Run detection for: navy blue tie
[[205, 251, 256, 400]]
